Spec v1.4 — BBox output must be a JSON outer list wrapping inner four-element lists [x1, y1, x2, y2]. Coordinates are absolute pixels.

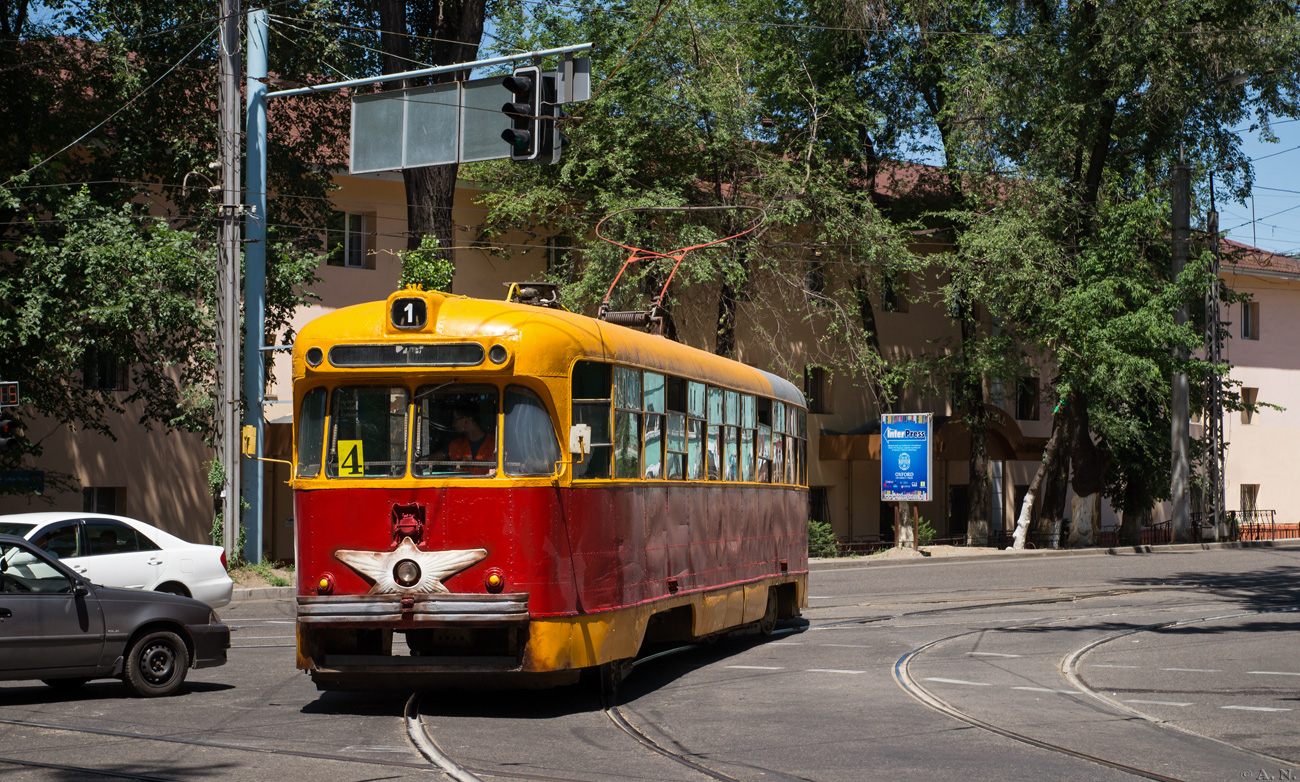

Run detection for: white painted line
[[1124, 699, 1192, 707], [235, 635, 295, 640], [1091, 664, 1138, 668], [806, 669, 864, 675], [924, 677, 990, 686], [822, 644, 872, 648], [1248, 671, 1300, 677], [1221, 705, 1292, 712], [726, 665, 784, 671], [808, 596, 835, 599], [768, 642, 803, 646], [968, 652, 1022, 658], [1012, 686, 1076, 694], [1163, 668, 1220, 673]]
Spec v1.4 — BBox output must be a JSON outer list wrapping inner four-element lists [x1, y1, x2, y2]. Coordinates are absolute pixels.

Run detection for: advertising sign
[[881, 413, 931, 502]]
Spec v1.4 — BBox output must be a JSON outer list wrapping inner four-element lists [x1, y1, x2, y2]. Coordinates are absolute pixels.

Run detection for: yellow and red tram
[[291, 286, 808, 689]]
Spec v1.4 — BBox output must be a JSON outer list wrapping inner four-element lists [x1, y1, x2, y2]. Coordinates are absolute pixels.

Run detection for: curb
[[231, 585, 296, 601], [228, 539, 1300, 596], [808, 537, 1300, 570]]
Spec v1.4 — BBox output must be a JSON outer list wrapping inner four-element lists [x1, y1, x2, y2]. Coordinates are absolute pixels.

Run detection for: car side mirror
[[73, 582, 89, 597]]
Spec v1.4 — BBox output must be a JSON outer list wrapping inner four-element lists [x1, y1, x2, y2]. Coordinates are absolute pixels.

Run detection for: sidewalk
[[227, 538, 1300, 602]]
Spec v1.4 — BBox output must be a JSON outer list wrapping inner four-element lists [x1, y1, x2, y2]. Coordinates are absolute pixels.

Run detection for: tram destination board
[[881, 412, 931, 502]]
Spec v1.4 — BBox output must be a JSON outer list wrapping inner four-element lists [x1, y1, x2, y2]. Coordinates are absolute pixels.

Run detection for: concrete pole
[[242, 8, 267, 564], [217, 0, 241, 558], [1171, 162, 1191, 543]]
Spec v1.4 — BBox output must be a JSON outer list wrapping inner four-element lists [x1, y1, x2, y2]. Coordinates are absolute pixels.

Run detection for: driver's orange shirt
[[448, 436, 495, 462]]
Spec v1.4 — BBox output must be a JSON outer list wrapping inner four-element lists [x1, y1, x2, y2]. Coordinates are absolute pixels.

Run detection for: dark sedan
[[0, 534, 229, 697]]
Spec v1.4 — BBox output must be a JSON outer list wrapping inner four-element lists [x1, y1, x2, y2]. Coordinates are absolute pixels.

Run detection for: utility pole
[[216, 0, 242, 558], [1171, 160, 1191, 543], [242, 8, 267, 564]]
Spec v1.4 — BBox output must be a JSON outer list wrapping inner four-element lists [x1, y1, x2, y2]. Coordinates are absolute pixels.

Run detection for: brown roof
[[1219, 238, 1300, 278]]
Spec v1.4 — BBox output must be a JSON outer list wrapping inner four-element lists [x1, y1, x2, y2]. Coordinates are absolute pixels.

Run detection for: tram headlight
[[484, 567, 505, 593], [488, 344, 508, 364], [305, 346, 324, 367], [394, 559, 422, 588]]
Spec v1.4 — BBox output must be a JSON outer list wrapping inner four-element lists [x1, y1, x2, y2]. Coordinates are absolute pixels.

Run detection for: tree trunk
[[715, 279, 737, 359], [379, 0, 487, 269], [1009, 399, 1069, 549], [1066, 394, 1106, 548], [1037, 419, 1072, 548], [958, 316, 990, 546]]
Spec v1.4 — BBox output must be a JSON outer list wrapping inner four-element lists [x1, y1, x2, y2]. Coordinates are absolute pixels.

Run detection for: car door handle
[[0, 608, 11, 618], [71, 565, 88, 573], [147, 558, 164, 566]]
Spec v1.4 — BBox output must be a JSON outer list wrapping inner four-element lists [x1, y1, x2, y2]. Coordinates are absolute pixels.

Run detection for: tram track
[[889, 601, 1300, 781]]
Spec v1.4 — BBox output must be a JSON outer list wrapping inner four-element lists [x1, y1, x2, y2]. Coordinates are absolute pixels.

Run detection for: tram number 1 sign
[[881, 413, 931, 502]]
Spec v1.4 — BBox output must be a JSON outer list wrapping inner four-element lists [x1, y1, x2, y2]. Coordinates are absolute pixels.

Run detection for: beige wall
[[0, 400, 215, 544]]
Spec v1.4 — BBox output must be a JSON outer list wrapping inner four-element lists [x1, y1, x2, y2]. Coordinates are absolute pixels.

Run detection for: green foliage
[[916, 516, 936, 546], [399, 234, 455, 292], [808, 519, 838, 558]]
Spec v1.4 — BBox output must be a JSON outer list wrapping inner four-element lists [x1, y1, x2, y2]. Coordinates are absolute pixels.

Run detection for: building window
[[882, 272, 910, 313], [810, 486, 831, 525], [82, 486, 124, 514], [804, 366, 831, 415], [1240, 484, 1259, 513], [1241, 387, 1258, 424], [547, 234, 576, 280], [83, 347, 127, 391], [1015, 377, 1039, 421], [327, 211, 376, 269], [805, 259, 826, 299], [1242, 301, 1260, 340]]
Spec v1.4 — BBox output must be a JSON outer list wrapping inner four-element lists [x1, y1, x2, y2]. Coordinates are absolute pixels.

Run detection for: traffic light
[[0, 415, 17, 454], [501, 66, 541, 162]]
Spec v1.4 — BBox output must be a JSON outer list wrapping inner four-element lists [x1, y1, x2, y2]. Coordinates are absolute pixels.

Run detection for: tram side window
[[771, 400, 786, 484], [798, 409, 808, 485], [571, 361, 612, 479], [665, 377, 688, 480], [643, 372, 665, 479], [613, 367, 642, 479], [327, 386, 409, 478], [687, 381, 706, 480], [296, 387, 327, 478], [741, 395, 756, 482], [756, 398, 772, 482], [504, 386, 560, 476], [706, 386, 723, 480], [412, 385, 498, 477]]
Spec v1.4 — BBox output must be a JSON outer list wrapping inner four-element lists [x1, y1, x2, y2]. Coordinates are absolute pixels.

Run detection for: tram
[[290, 285, 808, 690]]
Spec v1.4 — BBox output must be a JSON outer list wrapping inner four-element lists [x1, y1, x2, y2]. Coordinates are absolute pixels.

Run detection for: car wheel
[[154, 583, 190, 598], [41, 678, 90, 690], [123, 630, 189, 697]]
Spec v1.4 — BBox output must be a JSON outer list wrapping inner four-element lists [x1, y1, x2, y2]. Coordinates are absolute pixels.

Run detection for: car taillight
[[220, 550, 227, 571]]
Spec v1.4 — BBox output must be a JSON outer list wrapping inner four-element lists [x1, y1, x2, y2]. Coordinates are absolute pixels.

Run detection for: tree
[[0, 2, 330, 470]]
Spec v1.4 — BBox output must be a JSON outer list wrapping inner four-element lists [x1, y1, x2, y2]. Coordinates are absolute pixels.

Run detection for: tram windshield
[[327, 386, 409, 478], [413, 384, 498, 477]]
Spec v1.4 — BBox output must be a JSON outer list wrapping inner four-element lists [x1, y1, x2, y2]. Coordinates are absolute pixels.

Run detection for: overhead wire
[[1, 26, 219, 189]]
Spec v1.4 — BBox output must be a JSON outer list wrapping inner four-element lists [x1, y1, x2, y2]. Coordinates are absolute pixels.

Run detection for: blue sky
[[1222, 120, 1300, 257]]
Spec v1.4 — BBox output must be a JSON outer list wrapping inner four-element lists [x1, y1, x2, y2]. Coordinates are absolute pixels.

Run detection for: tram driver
[[434, 403, 496, 474]]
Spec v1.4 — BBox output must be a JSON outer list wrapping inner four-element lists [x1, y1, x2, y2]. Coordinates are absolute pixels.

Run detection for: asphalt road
[[0, 543, 1297, 781]]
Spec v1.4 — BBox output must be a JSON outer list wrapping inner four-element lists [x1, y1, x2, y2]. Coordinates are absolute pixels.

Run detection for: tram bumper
[[297, 592, 533, 684]]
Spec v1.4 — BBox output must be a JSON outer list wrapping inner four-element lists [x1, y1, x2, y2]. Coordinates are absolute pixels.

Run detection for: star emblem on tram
[[334, 537, 487, 595]]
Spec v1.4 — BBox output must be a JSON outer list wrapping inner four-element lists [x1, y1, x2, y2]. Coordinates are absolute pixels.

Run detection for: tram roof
[[295, 290, 807, 408]]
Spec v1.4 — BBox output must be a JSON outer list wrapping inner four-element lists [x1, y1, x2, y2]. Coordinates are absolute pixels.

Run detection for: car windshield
[[0, 522, 35, 536]]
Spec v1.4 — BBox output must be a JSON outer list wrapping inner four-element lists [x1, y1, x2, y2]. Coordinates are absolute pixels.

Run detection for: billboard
[[881, 413, 931, 502]]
